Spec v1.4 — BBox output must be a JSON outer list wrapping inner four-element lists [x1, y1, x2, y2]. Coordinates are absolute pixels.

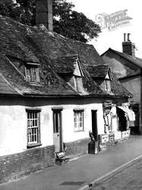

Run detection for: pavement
[[1, 135, 142, 190]]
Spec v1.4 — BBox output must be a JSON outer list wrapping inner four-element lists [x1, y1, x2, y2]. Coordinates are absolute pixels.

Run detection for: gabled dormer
[[54, 55, 85, 93], [102, 72, 112, 93], [72, 57, 84, 92], [86, 64, 112, 93], [6, 55, 40, 85]]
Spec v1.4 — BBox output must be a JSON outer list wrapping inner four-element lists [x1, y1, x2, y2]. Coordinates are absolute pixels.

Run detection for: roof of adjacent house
[[101, 48, 142, 78], [108, 48, 142, 68], [0, 15, 131, 98]]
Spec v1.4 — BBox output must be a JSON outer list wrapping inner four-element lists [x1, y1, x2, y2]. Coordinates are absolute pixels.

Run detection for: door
[[92, 110, 98, 141], [53, 109, 63, 152]]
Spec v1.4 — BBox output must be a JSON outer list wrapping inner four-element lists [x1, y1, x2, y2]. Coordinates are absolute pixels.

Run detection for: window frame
[[25, 63, 40, 83], [26, 109, 41, 148], [74, 110, 84, 132]]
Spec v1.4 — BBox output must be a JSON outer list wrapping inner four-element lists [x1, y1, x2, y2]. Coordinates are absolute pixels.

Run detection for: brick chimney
[[36, 0, 53, 31], [122, 33, 135, 56]]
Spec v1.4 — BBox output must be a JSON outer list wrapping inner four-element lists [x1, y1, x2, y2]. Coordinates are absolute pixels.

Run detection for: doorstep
[[55, 153, 86, 165]]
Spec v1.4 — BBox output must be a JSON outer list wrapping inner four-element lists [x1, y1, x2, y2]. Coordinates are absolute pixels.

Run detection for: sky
[[68, 0, 142, 58]]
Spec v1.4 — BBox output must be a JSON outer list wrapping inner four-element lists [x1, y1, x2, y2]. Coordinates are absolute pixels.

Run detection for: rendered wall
[[0, 97, 104, 157]]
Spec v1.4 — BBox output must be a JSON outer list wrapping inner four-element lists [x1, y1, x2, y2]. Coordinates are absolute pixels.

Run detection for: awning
[[118, 106, 135, 121]]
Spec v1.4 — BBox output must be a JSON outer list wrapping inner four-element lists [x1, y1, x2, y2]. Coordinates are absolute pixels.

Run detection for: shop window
[[26, 109, 41, 147], [74, 110, 84, 131]]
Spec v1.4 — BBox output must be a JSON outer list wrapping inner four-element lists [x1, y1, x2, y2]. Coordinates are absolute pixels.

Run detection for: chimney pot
[[124, 33, 126, 42], [127, 33, 130, 41]]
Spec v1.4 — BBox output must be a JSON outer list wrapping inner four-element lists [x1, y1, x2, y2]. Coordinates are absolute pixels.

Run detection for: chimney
[[36, 0, 53, 31], [122, 33, 135, 56]]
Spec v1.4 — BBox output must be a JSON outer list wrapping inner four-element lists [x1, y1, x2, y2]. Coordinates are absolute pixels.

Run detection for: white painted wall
[[0, 106, 27, 156], [0, 101, 104, 156], [62, 103, 104, 143]]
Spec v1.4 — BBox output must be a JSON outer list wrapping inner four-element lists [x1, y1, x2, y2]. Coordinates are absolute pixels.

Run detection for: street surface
[[93, 158, 142, 190], [1, 136, 142, 190]]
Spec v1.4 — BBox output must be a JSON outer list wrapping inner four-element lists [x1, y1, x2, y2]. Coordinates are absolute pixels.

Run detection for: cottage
[[102, 33, 141, 134], [0, 14, 131, 184]]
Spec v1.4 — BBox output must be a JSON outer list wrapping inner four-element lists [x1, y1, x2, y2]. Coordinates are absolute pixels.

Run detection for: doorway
[[91, 110, 98, 141], [53, 109, 63, 152]]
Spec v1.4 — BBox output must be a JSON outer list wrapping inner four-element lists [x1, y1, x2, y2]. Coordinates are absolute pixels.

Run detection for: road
[[92, 158, 142, 190], [1, 136, 142, 190]]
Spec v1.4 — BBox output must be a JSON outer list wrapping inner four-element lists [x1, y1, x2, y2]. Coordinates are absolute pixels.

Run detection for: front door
[[92, 110, 98, 141], [53, 109, 63, 152]]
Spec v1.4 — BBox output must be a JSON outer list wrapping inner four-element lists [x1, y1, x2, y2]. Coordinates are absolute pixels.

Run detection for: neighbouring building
[[102, 33, 141, 134], [0, 10, 132, 186]]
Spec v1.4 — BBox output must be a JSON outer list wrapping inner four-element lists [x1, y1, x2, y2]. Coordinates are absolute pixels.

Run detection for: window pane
[[26, 66, 40, 83], [74, 110, 84, 131], [27, 110, 40, 145]]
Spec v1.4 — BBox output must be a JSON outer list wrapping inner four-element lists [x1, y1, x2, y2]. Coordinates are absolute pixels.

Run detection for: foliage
[[0, 0, 101, 43]]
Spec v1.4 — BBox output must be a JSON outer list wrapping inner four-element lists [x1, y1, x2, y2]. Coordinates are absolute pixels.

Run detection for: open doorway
[[91, 110, 98, 141]]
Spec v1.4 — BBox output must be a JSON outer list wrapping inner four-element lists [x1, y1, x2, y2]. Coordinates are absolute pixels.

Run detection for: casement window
[[25, 63, 40, 83], [74, 76, 82, 91], [74, 110, 84, 131], [26, 109, 41, 147], [104, 79, 111, 92]]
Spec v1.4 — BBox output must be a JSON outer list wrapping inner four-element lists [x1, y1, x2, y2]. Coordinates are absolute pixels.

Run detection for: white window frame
[[74, 110, 84, 132], [26, 109, 41, 147]]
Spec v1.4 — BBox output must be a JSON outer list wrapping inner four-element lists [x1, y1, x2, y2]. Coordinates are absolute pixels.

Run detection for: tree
[[53, 0, 101, 42], [0, 0, 21, 21], [0, 0, 101, 43]]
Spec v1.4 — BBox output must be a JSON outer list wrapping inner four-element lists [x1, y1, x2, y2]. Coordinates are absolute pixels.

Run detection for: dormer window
[[25, 63, 40, 83], [104, 73, 111, 92], [104, 79, 111, 92]]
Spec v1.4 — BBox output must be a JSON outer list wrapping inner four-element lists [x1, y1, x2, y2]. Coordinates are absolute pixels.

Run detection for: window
[[74, 110, 84, 131], [74, 76, 82, 91], [25, 64, 40, 83], [104, 79, 111, 92], [26, 109, 41, 147]]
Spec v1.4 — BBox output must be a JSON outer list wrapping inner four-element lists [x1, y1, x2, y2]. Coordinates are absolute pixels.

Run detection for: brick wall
[[64, 138, 89, 156], [0, 145, 55, 184]]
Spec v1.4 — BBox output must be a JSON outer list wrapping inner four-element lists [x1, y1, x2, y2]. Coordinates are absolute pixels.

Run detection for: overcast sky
[[69, 0, 142, 58]]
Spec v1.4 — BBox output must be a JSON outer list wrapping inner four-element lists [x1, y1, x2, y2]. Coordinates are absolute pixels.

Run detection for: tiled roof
[[0, 74, 19, 95], [109, 48, 142, 68], [53, 55, 77, 74], [0, 15, 131, 98], [86, 65, 109, 79], [86, 65, 132, 98], [101, 48, 142, 79], [0, 15, 104, 97]]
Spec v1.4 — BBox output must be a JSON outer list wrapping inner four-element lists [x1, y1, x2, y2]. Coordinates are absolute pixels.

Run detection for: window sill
[[27, 143, 42, 149]]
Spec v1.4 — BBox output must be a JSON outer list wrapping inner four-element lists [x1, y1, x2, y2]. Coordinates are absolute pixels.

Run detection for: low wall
[[0, 145, 55, 184], [64, 138, 89, 155]]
